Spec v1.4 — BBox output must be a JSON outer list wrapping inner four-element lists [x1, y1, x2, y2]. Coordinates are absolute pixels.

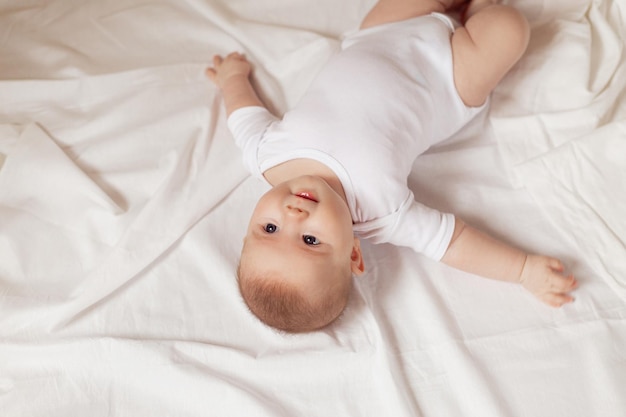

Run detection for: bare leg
[[462, 0, 498, 21], [451, 1, 530, 106], [360, 0, 467, 29]]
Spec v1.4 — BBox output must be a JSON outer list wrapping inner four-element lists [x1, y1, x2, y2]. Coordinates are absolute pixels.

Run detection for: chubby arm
[[206, 52, 265, 116], [441, 217, 578, 307]]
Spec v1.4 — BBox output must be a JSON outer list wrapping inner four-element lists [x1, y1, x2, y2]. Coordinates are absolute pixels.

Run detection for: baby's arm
[[206, 52, 265, 116], [441, 218, 578, 307]]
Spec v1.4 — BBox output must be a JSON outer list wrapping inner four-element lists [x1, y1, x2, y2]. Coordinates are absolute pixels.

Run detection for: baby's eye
[[303, 235, 320, 246], [264, 223, 278, 233]]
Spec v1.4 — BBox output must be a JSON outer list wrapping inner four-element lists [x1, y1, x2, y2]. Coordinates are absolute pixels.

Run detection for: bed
[[1, 0, 625, 416]]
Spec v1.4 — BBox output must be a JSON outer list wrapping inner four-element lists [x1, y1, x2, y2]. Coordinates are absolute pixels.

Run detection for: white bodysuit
[[227, 13, 487, 261]]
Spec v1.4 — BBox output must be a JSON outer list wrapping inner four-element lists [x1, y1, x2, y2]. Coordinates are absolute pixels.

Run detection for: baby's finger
[[541, 292, 575, 307], [547, 257, 564, 273], [205, 67, 216, 81], [550, 273, 578, 292], [212, 55, 223, 66], [227, 51, 245, 60]]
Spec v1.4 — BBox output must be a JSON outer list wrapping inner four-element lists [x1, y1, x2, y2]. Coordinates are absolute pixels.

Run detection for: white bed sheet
[[1, 1, 625, 416]]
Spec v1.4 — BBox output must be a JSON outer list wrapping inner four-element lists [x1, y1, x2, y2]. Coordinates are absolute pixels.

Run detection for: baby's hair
[[237, 263, 351, 333]]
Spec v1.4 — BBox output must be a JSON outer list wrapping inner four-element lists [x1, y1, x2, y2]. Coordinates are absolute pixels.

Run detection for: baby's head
[[237, 175, 365, 332]]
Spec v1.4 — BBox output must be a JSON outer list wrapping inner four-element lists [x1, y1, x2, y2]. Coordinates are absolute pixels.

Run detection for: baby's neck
[[263, 158, 348, 204]]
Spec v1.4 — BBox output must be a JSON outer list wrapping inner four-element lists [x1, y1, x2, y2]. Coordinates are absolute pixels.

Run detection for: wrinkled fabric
[[1, 1, 625, 416]]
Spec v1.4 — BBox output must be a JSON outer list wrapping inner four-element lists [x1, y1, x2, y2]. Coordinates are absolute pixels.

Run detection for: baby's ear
[[350, 238, 365, 276]]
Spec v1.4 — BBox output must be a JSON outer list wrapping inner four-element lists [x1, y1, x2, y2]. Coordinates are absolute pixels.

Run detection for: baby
[[207, 0, 578, 332]]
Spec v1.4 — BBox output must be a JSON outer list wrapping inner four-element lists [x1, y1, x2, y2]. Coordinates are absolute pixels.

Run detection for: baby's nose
[[285, 204, 309, 217]]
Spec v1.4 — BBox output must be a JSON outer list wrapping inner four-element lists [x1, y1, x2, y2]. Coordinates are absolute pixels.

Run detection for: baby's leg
[[360, 0, 467, 29], [451, 1, 530, 106]]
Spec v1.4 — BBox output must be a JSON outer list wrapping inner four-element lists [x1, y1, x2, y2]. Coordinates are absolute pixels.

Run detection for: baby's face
[[242, 175, 361, 296]]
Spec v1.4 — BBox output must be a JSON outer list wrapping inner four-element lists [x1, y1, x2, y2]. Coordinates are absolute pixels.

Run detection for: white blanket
[[1, 1, 625, 416]]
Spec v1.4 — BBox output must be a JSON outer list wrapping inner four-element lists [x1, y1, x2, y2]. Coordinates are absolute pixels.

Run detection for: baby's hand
[[519, 255, 578, 307], [206, 52, 252, 88]]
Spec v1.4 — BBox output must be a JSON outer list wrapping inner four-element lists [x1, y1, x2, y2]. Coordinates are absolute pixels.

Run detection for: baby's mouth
[[295, 192, 318, 202]]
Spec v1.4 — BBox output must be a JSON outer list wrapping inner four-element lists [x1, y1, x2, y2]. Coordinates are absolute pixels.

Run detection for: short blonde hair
[[237, 263, 352, 333]]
